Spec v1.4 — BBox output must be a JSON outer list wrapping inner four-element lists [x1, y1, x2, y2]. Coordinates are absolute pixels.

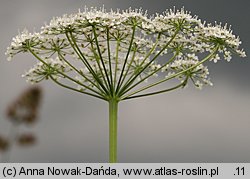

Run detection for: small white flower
[[212, 54, 220, 63]]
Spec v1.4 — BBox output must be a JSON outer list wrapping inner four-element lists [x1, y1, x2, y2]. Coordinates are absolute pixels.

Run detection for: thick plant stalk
[[109, 99, 118, 163]]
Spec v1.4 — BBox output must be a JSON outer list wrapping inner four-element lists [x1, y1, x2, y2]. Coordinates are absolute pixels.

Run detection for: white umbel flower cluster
[[22, 57, 71, 83], [6, 29, 44, 61], [164, 54, 212, 89], [198, 23, 246, 62], [6, 7, 246, 99]]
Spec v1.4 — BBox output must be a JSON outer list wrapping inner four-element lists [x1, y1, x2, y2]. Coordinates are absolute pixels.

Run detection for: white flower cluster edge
[[6, 7, 246, 95]]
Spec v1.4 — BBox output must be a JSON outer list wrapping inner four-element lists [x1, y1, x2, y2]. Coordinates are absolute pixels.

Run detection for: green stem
[[50, 76, 107, 100], [66, 32, 109, 94], [119, 29, 179, 95], [92, 26, 112, 90], [106, 28, 114, 93], [109, 98, 118, 163], [114, 40, 120, 88], [116, 26, 136, 92], [57, 52, 106, 95], [120, 52, 179, 97], [122, 81, 185, 100], [118, 35, 160, 94]]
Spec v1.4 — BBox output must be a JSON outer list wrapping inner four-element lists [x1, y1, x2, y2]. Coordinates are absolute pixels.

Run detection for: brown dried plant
[[0, 86, 42, 162]]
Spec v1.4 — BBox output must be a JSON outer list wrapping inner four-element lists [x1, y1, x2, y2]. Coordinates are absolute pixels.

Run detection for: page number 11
[[235, 167, 245, 176]]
